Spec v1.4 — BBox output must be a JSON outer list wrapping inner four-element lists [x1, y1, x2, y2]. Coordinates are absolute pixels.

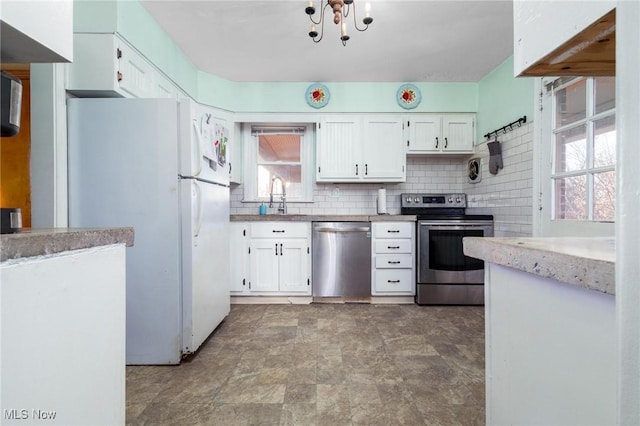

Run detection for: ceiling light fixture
[[305, 0, 373, 46]]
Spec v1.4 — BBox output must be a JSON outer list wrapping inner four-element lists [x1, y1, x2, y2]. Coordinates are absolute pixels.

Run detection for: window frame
[[535, 76, 616, 237], [242, 123, 315, 203]]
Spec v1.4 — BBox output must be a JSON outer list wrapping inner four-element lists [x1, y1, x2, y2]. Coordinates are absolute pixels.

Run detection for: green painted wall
[[74, 1, 118, 33], [115, 1, 199, 96], [476, 56, 535, 143], [74, 0, 535, 121], [197, 77, 478, 113]]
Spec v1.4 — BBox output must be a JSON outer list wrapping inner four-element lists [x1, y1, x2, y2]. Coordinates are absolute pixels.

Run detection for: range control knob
[[456, 197, 461, 203], [414, 197, 420, 203], [448, 197, 453, 203], [405, 197, 412, 203]]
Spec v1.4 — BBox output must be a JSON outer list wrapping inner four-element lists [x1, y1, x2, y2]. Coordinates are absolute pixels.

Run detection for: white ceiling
[[140, 0, 514, 83]]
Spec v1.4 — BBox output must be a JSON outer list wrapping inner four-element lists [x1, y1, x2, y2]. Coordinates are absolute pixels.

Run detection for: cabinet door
[[316, 116, 361, 181], [68, 33, 120, 96], [408, 115, 442, 153], [230, 223, 248, 294], [249, 239, 280, 292], [279, 239, 310, 293], [362, 116, 405, 181], [116, 39, 153, 98], [153, 71, 178, 99], [229, 122, 243, 184], [442, 115, 474, 153]]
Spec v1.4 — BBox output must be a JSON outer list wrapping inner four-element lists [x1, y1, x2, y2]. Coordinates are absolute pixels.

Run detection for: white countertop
[[463, 237, 615, 295]]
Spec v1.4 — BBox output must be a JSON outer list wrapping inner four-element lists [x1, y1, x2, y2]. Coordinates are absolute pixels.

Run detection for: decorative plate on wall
[[305, 83, 330, 109], [396, 83, 422, 109], [468, 158, 482, 183]]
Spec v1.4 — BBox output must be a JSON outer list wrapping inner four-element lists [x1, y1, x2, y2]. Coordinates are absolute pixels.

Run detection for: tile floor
[[126, 304, 485, 425]]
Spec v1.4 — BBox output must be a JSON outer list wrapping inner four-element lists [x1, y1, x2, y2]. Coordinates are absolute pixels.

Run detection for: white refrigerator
[[67, 98, 230, 365]]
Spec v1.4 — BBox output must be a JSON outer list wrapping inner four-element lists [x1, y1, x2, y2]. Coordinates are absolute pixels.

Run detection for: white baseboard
[[231, 295, 415, 305]]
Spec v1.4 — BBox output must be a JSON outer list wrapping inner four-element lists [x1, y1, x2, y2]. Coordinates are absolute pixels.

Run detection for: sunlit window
[[256, 132, 303, 199], [551, 77, 616, 222], [243, 124, 314, 203]]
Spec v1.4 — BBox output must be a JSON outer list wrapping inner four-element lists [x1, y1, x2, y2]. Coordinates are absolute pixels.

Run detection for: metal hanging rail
[[484, 115, 527, 140]]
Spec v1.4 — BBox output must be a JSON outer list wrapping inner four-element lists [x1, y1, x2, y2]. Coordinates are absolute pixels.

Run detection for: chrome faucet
[[269, 176, 287, 214]]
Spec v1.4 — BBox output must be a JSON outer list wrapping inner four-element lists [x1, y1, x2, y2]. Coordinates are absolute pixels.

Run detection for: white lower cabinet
[[230, 222, 249, 294], [231, 221, 311, 296], [371, 222, 415, 295]]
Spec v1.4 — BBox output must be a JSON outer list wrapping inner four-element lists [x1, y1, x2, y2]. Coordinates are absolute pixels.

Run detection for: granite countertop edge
[[1, 228, 135, 262], [463, 237, 615, 295], [231, 214, 417, 222]]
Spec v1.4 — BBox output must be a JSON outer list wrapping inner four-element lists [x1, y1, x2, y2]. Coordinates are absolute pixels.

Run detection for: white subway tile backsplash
[[230, 122, 534, 236]]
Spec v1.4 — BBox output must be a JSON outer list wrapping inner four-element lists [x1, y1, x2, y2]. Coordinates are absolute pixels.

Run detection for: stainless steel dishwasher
[[312, 222, 371, 298]]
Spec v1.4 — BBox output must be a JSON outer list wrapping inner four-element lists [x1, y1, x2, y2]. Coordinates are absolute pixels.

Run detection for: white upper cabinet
[[513, 0, 615, 76], [68, 33, 181, 99], [362, 116, 405, 181], [316, 115, 361, 181], [0, 1, 73, 63], [316, 114, 405, 182], [406, 114, 475, 154]]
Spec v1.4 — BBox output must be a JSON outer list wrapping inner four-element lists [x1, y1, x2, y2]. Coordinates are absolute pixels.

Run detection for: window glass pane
[[595, 77, 615, 115], [554, 125, 586, 172], [258, 134, 301, 162], [257, 165, 302, 198], [555, 79, 586, 127], [593, 171, 616, 221], [554, 176, 587, 220], [594, 116, 616, 167]]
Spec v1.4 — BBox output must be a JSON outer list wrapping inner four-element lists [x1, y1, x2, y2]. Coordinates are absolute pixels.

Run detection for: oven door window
[[429, 229, 484, 271]]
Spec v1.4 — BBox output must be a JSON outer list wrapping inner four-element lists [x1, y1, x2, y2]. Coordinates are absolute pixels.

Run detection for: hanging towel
[[487, 140, 503, 175]]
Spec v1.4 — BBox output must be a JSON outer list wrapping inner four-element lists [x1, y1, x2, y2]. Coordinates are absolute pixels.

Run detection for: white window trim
[[242, 123, 315, 203], [535, 77, 615, 237]]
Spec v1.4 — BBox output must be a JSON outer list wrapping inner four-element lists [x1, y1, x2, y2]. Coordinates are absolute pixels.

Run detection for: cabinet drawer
[[374, 269, 414, 293], [251, 222, 309, 239], [375, 240, 412, 254], [372, 222, 413, 238], [375, 254, 412, 269]]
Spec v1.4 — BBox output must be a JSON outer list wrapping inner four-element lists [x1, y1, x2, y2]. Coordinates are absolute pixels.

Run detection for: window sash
[[549, 77, 615, 223]]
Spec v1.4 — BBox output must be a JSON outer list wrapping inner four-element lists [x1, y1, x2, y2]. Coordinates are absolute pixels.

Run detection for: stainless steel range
[[401, 193, 494, 305]]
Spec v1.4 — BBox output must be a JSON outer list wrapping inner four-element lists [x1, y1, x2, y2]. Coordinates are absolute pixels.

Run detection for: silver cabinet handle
[[388, 261, 401, 264], [272, 230, 285, 233], [387, 230, 400, 233], [387, 246, 400, 249], [387, 280, 400, 283], [435, 137, 439, 149]]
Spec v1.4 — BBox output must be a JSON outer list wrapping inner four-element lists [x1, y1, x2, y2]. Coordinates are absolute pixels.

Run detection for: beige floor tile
[[126, 304, 486, 425]]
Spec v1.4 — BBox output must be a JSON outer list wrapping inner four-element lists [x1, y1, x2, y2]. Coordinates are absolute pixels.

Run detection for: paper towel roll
[[377, 188, 387, 214]]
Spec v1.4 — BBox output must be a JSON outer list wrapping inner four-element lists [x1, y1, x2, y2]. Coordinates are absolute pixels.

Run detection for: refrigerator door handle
[[191, 119, 203, 177], [193, 180, 203, 237]]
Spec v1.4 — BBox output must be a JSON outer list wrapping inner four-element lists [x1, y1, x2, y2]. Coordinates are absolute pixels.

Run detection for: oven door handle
[[419, 222, 493, 228]]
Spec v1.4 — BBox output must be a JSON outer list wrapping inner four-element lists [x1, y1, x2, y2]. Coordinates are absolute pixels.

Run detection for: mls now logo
[[4, 408, 57, 420]]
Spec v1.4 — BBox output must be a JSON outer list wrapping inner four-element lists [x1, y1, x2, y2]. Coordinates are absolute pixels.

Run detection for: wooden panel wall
[[0, 67, 31, 227]]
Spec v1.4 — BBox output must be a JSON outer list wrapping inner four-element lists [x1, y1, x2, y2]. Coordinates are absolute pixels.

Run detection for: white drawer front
[[375, 269, 414, 293], [251, 222, 309, 238], [375, 240, 412, 254], [373, 222, 413, 238], [375, 254, 412, 269]]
